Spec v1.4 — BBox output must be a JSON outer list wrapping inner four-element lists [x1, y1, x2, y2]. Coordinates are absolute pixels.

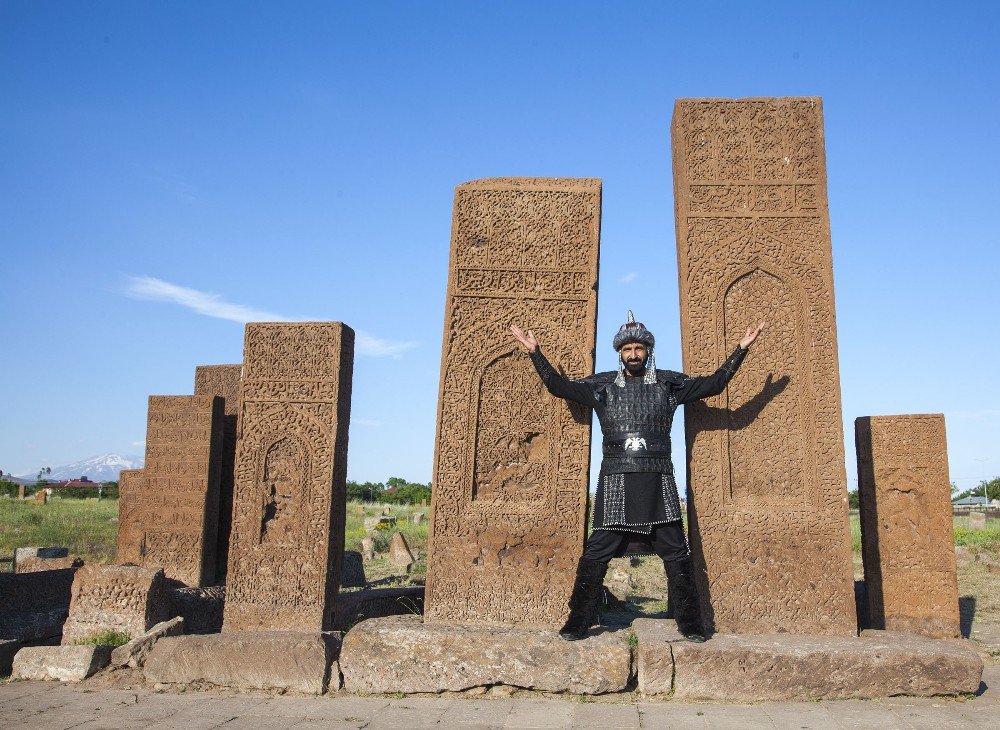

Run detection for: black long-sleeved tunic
[[529, 346, 748, 534]]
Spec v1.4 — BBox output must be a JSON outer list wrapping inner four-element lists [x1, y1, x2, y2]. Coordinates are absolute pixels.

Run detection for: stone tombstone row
[[194, 364, 242, 583], [116, 396, 224, 587], [223, 322, 354, 632], [672, 97, 856, 635], [425, 177, 601, 626], [856, 414, 960, 638]]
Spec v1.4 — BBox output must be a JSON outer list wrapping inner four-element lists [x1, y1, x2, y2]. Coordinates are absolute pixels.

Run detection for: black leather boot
[[664, 557, 706, 642], [559, 558, 608, 641]]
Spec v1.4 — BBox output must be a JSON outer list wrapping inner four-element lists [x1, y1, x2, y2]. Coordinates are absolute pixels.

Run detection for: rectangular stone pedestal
[[634, 619, 983, 700], [144, 631, 340, 694], [340, 615, 631, 694]]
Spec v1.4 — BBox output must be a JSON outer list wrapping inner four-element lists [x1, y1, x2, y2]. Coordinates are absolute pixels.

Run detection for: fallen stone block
[[62, 564, 169, 645], [14, 555, 83, 573], [332, 586, 424, 630], [144, 631, 340, 694], [634, 619, 984, 700], [12, 644, 111, 681], [14, 546, 69, 566], [340, 615, 632, 695], [168, 585, 224, 634], [110, 616, 184, 669]]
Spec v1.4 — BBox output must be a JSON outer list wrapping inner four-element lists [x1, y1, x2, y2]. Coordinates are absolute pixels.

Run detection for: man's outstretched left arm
[[673, 321, 765, 405]]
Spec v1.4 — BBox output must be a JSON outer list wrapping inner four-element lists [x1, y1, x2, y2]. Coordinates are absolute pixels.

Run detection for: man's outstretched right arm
[[511, 325, 600, 408]]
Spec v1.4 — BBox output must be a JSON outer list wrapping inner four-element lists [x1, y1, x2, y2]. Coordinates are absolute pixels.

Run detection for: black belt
[[603, 433, 670, 457]]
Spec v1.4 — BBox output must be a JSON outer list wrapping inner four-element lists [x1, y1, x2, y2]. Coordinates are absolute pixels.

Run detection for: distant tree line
[[953, 477, 999, 503], [346, 476, 431, 505]]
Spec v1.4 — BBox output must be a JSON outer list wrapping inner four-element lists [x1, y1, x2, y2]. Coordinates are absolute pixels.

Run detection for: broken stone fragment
[[109, 616, 184, 669], [12, 645, 112, 682]]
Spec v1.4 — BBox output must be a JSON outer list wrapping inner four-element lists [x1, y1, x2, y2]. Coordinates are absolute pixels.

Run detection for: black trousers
[[582, 521, 690, 563]]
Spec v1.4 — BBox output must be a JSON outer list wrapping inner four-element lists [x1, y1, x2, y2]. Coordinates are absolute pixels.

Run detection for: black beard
[[624, 360, 646, 376]]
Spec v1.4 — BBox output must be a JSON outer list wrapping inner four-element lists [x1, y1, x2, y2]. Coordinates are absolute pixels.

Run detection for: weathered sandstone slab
[[0, 568, 77, 641], [672, 98, 856, 634], [169, 585, 224, 634], [341, 551, 366, 588], [14, 556, 82, 573], [194, 363, 242, 583], [61, 565, 169, 645], [12, 645, 112, 681], [224, 322, 354, 631], [14, 546, 68, 568], [144, 631, 340, 694], [110, 616, 184, 669], [340, 615, 631, 695], [857, 414, 960, 638], [426, 177, 601, 626], [634, 619, 983, 700]]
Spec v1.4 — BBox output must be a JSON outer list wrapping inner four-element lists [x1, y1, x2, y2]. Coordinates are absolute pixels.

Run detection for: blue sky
[[1, 2, 997, 492]]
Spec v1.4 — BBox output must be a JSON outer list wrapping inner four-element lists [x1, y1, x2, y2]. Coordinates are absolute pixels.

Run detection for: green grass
[[848, 514, 1000, 555], [71, 629, 131, 647], [0, 496, 119, 569]]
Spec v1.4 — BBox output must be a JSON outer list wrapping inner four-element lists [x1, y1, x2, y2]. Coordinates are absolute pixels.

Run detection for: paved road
[[2, 665, 997, 729]]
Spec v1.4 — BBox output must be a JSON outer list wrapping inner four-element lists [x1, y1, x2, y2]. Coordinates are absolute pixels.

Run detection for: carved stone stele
[[134, 396, 224, 587], [425, 177, 600, 626], [223, 322, 354, 632], [194, 364, 242, 583], [672, 98, 856, 634], [856, 414, 960, 638], [116, 468, 144, 565]]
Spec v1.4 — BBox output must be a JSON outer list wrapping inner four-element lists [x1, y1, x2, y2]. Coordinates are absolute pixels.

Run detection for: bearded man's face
[[620, 342, 648, 376]]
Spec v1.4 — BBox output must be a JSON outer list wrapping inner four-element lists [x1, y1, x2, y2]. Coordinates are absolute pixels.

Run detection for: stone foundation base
[[635, 619, 984, 700], [339, 615, 632, 695], [144, 631, 341, 694]]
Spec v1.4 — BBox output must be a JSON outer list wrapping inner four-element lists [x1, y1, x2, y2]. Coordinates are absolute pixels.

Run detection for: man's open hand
[[510, 324, 539, 354], [739, 321, 766, 349]]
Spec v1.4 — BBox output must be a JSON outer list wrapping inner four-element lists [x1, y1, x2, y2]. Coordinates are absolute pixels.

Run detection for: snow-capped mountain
[[18, 453, 144, 483]]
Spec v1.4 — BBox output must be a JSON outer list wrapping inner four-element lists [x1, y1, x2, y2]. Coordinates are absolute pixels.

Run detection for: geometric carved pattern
[[223, 323, 354, 632], [424, 178, 600, 626], [856, 414, 960, 638], [194, 364, 242, 583], [133, 396, 224, 587], [672, 98, 856, 635]]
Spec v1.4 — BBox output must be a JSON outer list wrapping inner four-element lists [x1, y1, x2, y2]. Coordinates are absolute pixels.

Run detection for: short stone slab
[[144, 631, 340, 694], [634, 619, 984, 700], [332, 586, 424, 631], [340, 615, 632, 695], [110, 616, 184, 669], [11, 644, 111, 681]]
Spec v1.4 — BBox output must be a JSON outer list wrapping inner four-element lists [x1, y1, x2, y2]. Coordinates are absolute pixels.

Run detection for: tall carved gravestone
[[194, 364, 242, 583], [424, 177, 601, 625], [223, 323, 354, 632], [672, 98, 856, 634], [140, 396, 224, 586], [116, 468, 144, 564], [856, 415, 960, 638]]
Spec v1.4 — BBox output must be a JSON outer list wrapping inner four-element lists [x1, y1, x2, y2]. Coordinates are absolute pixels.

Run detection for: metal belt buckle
[[623, 436, 648, 452]]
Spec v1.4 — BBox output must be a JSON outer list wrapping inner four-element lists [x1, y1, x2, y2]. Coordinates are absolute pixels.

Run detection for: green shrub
[[73, 629, 131, 647]]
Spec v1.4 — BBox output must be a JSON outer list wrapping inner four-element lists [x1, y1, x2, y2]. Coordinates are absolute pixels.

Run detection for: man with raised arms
[[511, 312, 764, 641]]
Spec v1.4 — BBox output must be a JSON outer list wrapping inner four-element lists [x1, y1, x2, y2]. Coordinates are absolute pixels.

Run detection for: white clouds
[[124, 275, 288, 323], [618, 272, 638, 284], [355, 419, 384, 427], [355, 331, 417, 359], [130, 440, 145, 447], [123, 275, 417, 358]]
